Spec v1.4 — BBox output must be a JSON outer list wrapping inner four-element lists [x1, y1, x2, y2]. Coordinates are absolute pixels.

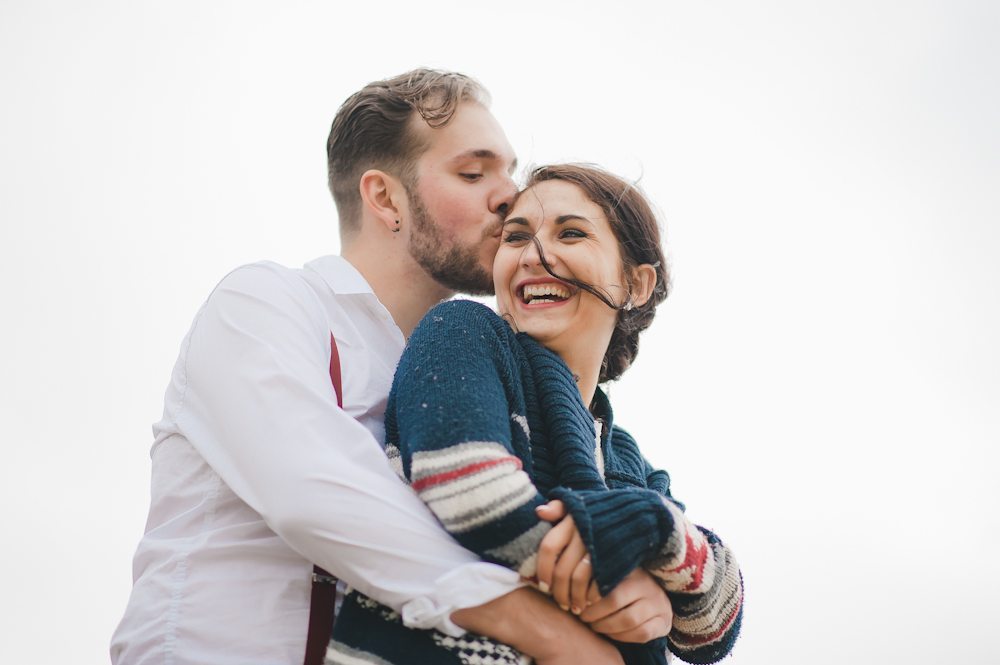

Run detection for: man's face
[[405, 102, 517, 294]]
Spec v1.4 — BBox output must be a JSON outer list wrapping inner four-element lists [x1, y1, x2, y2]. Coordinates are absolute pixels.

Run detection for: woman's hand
[[579, 568, 674, 643], [537, 500, 673, 642], [535, 500, 594, 615]]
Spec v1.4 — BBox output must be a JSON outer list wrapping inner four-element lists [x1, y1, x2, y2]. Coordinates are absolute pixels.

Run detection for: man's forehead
[[413, 103, 516, 170]]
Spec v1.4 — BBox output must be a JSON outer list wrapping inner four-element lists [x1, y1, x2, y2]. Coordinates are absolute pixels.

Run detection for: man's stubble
[[406, 188, 495, 296]]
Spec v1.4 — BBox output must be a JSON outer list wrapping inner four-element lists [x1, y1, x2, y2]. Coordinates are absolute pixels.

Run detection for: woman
[[330, 165, 743, 664]]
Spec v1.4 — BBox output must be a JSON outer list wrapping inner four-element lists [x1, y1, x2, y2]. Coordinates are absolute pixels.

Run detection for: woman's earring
[[623, 297, 634, 311], [392, 220, 400, 233]]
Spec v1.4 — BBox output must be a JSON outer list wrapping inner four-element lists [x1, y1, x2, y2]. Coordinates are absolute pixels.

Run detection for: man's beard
[[407, 190, 495, 295]]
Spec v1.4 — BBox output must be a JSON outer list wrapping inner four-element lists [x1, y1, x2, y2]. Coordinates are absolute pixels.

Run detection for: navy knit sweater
[[329, 300, 743, 665]]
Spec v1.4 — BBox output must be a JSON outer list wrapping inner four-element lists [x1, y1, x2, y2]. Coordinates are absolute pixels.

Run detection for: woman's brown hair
[[521, 164, 670, 383]]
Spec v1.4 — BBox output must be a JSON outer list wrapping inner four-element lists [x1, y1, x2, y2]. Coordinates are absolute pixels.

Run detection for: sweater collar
[[516, 333, 609, 491], [590, 386, 615, 446]]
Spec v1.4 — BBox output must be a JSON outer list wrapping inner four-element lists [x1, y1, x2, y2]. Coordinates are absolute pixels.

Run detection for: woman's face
[[494, 179, 627, 357]]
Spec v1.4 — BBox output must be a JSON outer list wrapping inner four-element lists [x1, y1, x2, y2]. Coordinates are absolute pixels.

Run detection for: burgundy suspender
[[327, 332, 343, 410], [302, 333, 343, 665]]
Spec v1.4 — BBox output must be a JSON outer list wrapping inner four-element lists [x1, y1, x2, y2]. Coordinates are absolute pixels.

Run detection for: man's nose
[[490, 175, 517, 217]]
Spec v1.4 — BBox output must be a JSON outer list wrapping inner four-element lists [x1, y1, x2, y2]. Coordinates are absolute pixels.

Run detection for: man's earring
[[392, 220, 400, 233]]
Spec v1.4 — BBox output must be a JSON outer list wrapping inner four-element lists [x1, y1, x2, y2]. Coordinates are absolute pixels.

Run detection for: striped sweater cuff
[[666, 529, 744, 664]]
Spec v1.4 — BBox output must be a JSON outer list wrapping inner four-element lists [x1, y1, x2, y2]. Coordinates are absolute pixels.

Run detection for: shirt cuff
[[399, 562, 524, 637]]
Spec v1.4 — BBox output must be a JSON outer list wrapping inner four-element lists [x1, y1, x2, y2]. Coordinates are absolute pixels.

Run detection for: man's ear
[[629, 264, 658, 307], [358, 169, 406, 233]]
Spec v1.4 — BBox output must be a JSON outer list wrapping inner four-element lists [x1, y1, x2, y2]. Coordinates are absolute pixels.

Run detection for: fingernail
[[571, 606, 581, 615], [538, 581, 549, 594], [559, 604, 569, 612]]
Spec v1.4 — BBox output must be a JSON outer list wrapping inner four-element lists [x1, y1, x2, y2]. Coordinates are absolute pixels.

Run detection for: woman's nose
[[521, 235, 554, 269]]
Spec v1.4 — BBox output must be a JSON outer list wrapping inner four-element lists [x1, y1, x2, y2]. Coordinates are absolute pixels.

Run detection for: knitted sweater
[[329, 300, 743, 665]]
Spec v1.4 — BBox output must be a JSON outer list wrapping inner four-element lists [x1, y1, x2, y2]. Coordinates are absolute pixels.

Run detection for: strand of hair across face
[[525, 234, 630, 312]]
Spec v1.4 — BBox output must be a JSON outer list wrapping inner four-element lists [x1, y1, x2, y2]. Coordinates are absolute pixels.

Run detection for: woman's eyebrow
[[502, 217, 530, 227], [555, 214, 596, 227], [504, 214, 595, 228]]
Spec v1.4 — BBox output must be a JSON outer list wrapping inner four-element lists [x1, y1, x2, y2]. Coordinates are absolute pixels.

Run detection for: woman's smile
[[494, 180, 626, 360], [517, 278, 576, 307]]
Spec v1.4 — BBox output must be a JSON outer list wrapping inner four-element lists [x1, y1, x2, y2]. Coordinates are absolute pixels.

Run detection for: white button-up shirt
[[111, 256, 521, 665]]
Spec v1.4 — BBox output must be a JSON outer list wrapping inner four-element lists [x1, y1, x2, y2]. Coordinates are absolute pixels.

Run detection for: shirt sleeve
[[171, 263, 521, 636]]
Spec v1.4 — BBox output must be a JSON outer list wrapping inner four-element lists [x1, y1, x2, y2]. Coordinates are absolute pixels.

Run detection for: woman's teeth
[[522, 283, 571, 304]]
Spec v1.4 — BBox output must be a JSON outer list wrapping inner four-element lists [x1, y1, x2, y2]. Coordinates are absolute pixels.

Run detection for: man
[[110, 69, 631, 665]]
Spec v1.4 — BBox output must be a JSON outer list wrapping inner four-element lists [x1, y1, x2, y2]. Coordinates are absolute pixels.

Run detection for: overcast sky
[[1, 1, 998, 663]]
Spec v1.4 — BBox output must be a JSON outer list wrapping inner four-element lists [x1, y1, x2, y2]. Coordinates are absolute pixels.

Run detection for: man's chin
[[449, 271, 494, 296], [425, 263, 493, 295], [462, 282, 495, 297], [407, 225, 495, 295]]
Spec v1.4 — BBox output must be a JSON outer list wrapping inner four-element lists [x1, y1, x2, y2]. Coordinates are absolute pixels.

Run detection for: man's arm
[[453, 587, 623, 665], [173, 263, 519, 635]]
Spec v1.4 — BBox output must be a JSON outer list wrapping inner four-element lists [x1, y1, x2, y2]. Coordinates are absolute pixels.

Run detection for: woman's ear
[[629, 264, 658, 307], [358, 169, 407, 234]]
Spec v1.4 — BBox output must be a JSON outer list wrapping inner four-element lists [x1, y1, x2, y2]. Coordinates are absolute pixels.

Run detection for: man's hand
[[579, 568, 673, 643], [452, 587, 623, 665], [535, 500, 593, 615]]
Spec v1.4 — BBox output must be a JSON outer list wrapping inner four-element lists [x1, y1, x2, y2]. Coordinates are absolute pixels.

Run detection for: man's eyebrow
[[452, 149, 518, 174]]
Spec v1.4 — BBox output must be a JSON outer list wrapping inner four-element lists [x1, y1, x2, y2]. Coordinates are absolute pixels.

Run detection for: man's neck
[[341, 240, 453, 338]]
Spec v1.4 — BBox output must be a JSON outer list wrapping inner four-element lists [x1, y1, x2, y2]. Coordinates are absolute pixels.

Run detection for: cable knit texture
[[330, 300, 742, 664]]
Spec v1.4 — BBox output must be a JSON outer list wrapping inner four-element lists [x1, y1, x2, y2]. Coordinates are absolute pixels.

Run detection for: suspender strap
[[304, 567, 337, 665], [303, 333, 344, 665], [328, 332, 343, 410]]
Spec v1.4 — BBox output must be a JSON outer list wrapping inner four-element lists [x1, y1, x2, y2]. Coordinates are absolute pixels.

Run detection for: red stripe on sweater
[[412, 456, 523, 492], [667, 530, 710, 592]]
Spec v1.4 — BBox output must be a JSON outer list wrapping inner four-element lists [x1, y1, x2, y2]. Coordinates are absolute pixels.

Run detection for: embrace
[[112, 69, 743, 665]]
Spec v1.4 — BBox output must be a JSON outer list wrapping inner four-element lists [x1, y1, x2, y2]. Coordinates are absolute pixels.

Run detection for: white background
[[2, 1, 998, 663]]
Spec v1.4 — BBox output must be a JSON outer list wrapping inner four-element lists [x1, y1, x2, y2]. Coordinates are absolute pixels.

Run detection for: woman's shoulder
[[411, 299, 516, 349], [394, 300, 527, 409], [425, 297, 500, 319]]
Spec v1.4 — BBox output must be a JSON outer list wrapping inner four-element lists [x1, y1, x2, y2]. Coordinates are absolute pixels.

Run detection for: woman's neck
[[555, 338, 610, 413]]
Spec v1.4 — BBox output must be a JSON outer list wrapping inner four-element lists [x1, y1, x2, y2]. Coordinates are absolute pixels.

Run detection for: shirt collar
[[303, 255, 374, 296]]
